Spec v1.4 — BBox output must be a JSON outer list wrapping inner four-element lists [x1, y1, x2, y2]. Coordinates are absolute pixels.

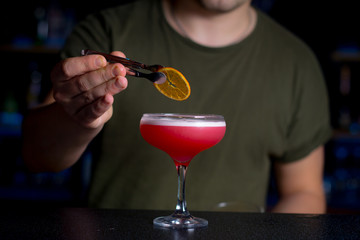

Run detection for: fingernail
[[112, 65, 121, 77], [96, 56, 106, 67], [115, 77, 126, 89]]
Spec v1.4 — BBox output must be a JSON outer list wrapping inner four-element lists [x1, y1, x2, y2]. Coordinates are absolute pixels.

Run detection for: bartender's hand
[[51, 51, 128, 129]]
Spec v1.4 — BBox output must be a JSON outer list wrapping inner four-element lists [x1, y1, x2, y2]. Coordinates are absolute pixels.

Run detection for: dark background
[[0, 0, 359, 213]]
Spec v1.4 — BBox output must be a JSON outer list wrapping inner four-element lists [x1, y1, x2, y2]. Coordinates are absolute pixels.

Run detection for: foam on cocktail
[[140, 117, 226, 127]]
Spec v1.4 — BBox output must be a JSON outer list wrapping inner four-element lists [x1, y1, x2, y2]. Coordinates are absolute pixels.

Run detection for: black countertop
[[0, 207, 359, 239]]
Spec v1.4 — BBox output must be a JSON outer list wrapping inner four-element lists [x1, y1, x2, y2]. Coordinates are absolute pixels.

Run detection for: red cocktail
[[140, 113, 226, 228]]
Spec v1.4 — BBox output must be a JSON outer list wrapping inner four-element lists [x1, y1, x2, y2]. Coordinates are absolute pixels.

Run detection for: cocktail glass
[[140, 113, 226, 228]]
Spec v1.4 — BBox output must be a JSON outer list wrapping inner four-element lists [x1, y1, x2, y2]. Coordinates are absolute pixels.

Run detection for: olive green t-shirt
[[61, 0, 332, 211]]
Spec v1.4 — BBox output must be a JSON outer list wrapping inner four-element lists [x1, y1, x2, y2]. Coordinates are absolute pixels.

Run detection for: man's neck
[[162, 0, 256, 48]]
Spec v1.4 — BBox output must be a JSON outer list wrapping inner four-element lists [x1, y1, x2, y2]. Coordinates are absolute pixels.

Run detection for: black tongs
[[81, 49, 166, 84]]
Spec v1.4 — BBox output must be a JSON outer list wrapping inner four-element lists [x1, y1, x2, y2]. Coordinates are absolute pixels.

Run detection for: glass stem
[[174, 165, 190, 217]]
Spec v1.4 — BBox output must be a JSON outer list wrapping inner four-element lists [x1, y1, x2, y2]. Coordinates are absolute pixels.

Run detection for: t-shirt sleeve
[[276, 50, 333, 163]]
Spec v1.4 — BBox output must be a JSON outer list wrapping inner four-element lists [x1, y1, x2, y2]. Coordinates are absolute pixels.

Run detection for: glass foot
[[153, 214, 208, 229]]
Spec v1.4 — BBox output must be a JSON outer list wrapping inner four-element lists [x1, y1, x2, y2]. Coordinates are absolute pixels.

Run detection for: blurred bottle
[[27, 61, 42, 109], [0, 91, 22, 136], [34, 0, 75, 48], [34, 6, 48, 45]]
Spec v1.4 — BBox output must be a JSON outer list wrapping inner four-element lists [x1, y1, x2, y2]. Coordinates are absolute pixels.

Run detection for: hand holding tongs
[[81, 49, 167, 84]]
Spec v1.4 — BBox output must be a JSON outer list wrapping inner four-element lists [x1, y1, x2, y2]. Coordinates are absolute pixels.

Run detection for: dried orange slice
[[154, 67, 191, 101]]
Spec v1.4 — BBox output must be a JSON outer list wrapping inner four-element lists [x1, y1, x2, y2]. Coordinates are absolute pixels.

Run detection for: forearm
[[271, 191, 326, 214], [22, 102, 102, 172], [272, 146, 327, 214]]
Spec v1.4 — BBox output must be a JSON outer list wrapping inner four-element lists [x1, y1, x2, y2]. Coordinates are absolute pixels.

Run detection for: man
[[22, 0, 332, 213]]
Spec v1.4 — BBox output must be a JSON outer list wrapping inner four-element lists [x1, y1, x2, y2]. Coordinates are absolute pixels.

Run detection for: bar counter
[[1, 207, 359, 239]]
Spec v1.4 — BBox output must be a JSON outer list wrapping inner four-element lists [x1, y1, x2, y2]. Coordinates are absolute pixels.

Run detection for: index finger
[[51, 55, 108, 82]]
